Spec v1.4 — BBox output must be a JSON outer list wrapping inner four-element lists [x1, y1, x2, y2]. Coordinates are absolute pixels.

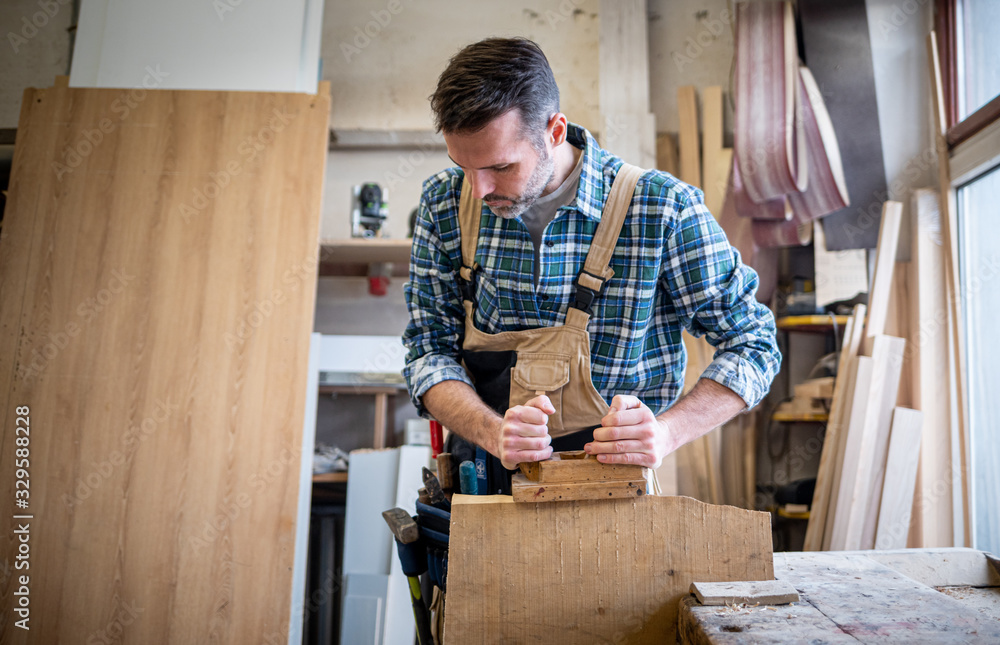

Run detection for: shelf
[[776, 315, 850, 333], [329, 128, 446, 151], [312, 472, 349, 484], [318, 238, 412, 276], [772, 411, 830, 423]]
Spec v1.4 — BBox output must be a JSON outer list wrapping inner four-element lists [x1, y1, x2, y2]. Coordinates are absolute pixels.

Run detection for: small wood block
[[518, 450, 648, 484], [690, 580, 800, 606], [511, 472, 647, 503]]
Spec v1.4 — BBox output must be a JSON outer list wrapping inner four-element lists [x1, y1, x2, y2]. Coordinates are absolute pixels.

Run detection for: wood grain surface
[[445, 494, 773, 644], [0, 81, 329, 643]]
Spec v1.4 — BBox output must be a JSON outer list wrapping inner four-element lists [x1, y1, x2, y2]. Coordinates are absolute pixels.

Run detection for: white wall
[[0, 0, 74, 127]]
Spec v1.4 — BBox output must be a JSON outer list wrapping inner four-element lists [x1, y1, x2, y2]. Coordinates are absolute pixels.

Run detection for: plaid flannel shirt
[[403, 123, 780, 417]]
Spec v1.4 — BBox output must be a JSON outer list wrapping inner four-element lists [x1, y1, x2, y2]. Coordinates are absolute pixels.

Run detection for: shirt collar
[[566, 122, 611, 222]]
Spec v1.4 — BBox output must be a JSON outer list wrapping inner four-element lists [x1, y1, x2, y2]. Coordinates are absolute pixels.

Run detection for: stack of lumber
[[774, 377, 834, 420], [804, 201, 927, 550]]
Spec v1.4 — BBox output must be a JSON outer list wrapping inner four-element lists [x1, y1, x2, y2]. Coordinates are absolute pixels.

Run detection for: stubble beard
[[485, 146, 555, 219]]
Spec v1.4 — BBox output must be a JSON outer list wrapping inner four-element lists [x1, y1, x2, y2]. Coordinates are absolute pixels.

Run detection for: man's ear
[[547, 113, 569, 147]]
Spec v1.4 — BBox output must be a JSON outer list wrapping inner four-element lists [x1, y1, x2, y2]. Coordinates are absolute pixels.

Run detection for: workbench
[[679, 548, 1000, 643]]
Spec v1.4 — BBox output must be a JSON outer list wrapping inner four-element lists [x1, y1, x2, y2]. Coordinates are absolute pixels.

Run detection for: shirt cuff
[[404, 353, 474, 418], [700, 351, 771, 410]]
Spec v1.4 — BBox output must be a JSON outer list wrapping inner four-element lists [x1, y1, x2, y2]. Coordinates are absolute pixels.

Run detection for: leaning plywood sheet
[[0, 81, 329, 642], [445, 495, 773, 644]]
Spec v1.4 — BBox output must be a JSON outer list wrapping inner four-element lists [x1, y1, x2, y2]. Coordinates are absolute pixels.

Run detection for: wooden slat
[[804, 305, 865, 550], [700, 86, 726, 215], [825, 355, 874, 550], [864, 201, 903, 340], [656, 132, 679, 176], [0, 82, 329, 642], [907, 189, 956, 548], [830, 336, 905, 550], [690, 580, 799, 606], [677, 85, 701, 186], [445, 495, 773, 643], [928, 30, 971, 547], [874, 408, 924, 549]]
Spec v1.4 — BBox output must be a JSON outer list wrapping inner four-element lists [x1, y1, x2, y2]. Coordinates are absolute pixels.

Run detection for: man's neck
[[541, 140, 581, 197]]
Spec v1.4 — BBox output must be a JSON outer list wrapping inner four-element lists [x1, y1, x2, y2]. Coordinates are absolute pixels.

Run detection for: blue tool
[[459, 460, 478, 495]]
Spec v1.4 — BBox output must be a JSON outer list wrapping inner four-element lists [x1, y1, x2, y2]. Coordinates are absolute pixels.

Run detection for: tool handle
[[429, 420, 443, 458]]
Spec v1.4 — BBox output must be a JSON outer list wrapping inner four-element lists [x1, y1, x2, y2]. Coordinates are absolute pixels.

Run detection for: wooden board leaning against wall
[[0, 78, 330, 642]]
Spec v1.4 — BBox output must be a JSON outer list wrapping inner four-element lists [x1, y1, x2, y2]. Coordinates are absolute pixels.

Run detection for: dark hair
[[430, 38, 559, 142]]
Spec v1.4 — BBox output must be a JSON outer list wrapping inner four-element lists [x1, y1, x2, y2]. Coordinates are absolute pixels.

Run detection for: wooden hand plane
[[511, 450, 649, 502]]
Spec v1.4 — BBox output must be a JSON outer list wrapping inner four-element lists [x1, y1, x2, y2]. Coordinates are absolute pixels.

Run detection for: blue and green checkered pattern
[[403, 123, 780, 417]]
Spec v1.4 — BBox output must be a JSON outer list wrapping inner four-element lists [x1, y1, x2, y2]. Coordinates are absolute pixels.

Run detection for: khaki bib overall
[[448, 162, 644, 494]]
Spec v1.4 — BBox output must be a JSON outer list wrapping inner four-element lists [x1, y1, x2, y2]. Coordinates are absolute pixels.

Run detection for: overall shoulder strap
[[570, 163, 644, 314], [457, 174, 482, 289]]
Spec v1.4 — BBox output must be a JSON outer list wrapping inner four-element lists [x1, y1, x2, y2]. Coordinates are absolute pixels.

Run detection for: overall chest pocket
[[510, 352, 570, 433]]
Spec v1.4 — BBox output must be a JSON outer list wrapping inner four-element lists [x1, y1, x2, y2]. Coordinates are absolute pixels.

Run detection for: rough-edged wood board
[[445, 495, 773, 644], [873, 408, 923, 549], [678, 85, 701, 187], [690, 580, 799, 606], [799, 0, 888, 250], [0, 82, 329, 643], [805, 307, 864, 551], [774, 552, 1000, 641], [511, 472, 647, 502], [678, 595, 857, 644], [906, 189, 955, 548], [824, 356, 874, 550], [861, 547, 1000, 588]]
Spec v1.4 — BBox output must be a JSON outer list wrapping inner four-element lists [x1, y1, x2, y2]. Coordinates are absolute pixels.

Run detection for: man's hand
[[585, 395, 674, 468], [498, 395, 555, 470]]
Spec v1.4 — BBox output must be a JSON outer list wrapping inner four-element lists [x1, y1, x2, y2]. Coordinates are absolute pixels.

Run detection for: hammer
[[382, 508, 434, 645]]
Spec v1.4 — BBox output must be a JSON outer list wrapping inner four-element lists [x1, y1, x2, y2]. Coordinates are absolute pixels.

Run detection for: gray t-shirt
[[520, 147, 585, 286]]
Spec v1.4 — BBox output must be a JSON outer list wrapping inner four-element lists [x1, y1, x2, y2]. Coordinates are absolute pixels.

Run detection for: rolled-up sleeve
[[402, 176, 474, 417], [661, 189, 781, 409]]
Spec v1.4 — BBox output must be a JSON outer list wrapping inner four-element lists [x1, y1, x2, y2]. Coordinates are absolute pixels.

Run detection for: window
[[957, 0, 1000, 119]]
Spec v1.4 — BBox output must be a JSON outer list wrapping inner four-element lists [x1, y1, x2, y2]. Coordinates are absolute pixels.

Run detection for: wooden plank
[[928, 31, 971, 547], [774, 552, 1000, 642], [518, 450, 647, 483], [678, 595, 857, 644], [677, 85, 701, 186], [657, 132, 679, 176], [825, 355, 874, 550], [805, 305, 865, 551], [675, 332, 722, 503], [857, 335, 908, 549], [0, 82, 329, 642], [864, 201, 903, 340], [832, 336, 906, 550], [445, 495, 773, 644], [373, 391, 388, 449], [701, 86, 726, 215], [873, 408, 924, 549], [510, 473, 647, 502], [907, 189, 955, 548], [690, 580, 799, 606]]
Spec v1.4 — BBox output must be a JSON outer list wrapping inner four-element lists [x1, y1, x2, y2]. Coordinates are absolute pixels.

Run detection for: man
[[403, 38, 779, 494]]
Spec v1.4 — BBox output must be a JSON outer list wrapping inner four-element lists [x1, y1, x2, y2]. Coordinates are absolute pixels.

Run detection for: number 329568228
[[15, 406, 29, 504]]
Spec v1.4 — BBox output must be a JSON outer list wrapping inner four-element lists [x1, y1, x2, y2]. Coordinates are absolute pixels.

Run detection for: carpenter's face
[[444, 109, 555, 219]]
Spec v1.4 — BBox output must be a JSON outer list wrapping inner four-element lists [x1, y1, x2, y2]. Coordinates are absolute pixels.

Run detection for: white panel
[[343, 449, 399, 576], [341, 574, 388, 645], [288, 332, 321, 645], [319, 334, 407, 374], [70, 0, 322, 92], [383, 446, 432, 645]]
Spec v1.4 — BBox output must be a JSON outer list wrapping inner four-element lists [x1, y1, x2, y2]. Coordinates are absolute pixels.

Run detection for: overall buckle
[[570, 270, 608, 315]]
